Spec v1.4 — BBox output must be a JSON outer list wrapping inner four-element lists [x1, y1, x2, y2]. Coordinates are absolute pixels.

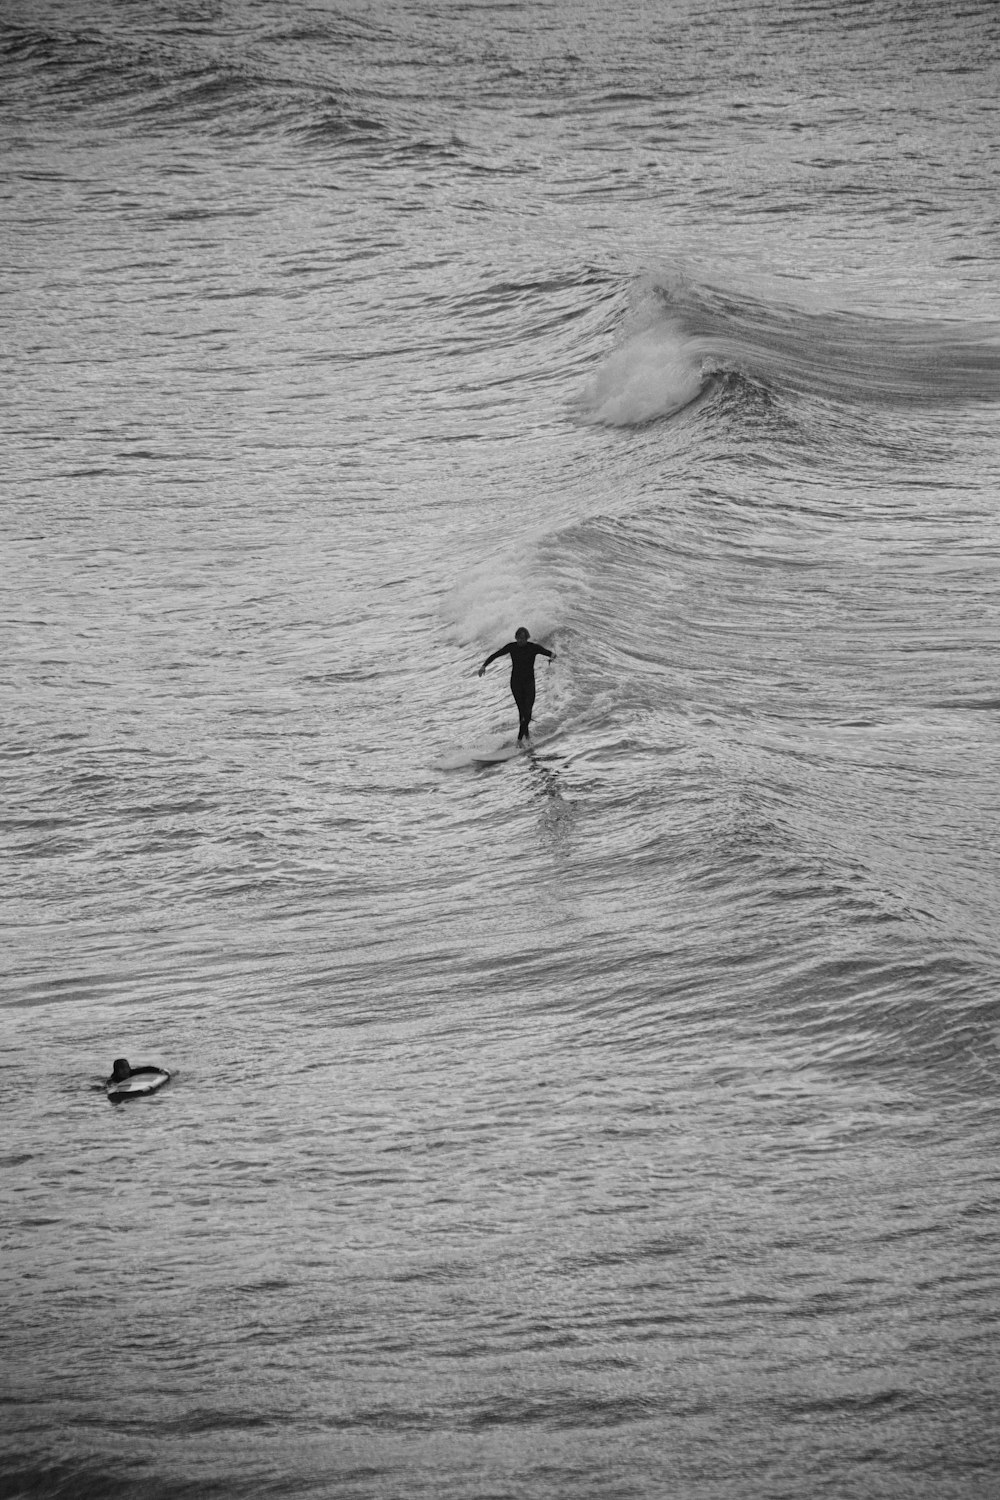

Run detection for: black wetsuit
[[485, 640, 554, 740]]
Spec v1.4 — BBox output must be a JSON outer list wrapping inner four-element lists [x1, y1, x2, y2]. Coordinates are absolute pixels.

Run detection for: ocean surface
[[3, 2, 1000, 1496]]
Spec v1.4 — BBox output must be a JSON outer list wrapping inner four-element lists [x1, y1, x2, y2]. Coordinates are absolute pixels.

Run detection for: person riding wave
[[478, 626, 555, 741]]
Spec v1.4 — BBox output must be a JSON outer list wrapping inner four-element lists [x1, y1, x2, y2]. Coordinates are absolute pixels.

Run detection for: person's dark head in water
[[478, 626, 556, 741], [109, 1058, 132, 1082]]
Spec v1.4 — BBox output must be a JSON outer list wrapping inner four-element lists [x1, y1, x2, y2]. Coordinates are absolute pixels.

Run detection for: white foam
[[581, 322, 706, 426], [448, 545, 561, 648]]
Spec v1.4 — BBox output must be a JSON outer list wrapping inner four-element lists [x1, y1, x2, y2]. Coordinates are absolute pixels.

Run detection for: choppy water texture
[[3, 2, 1000, 1497]]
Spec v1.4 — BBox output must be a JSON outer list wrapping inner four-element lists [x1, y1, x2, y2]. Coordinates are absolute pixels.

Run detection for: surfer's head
[[515, 626, 530, 641], [110, 1058, 131, 1081]]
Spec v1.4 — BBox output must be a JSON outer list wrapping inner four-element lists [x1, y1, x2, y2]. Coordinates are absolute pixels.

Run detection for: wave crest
[[580, 272, 1000, 427]]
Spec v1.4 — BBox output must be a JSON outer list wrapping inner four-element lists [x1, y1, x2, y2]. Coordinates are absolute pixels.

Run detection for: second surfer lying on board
[[478, 627, 556, 742]]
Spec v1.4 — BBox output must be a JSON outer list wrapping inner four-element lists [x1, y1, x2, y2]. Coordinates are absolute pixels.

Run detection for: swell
[[538, 275, 1000, 1087], [0, 17, 395, 149]]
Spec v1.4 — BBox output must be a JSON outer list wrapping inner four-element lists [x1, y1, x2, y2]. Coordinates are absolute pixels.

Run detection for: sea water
[[3, 2, 1000, 1497]]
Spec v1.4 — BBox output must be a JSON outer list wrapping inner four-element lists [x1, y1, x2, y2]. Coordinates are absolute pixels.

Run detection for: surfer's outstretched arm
[[478, 645, 509, 677]]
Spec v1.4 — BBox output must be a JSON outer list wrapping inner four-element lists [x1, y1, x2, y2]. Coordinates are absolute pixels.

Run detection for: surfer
[[478, 627, 556, 741], [104, 1057, 171, 1103]]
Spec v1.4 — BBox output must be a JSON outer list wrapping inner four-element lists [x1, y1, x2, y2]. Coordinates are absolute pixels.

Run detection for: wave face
[[580, 275, 1000, 425], [3, 1, 1000, 1498]]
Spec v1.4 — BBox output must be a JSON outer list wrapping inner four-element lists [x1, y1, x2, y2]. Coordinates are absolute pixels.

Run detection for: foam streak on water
[[3, 2, 1000, 1497]]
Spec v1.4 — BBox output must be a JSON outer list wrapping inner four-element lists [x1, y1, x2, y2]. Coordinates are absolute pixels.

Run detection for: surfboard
[[434, 738, 524, 770], [106, 1066, 171, 1103], [471, 744, 524, 765]]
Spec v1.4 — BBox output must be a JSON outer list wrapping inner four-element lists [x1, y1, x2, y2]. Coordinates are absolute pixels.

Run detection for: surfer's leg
[[512, 679, 535, 740]]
